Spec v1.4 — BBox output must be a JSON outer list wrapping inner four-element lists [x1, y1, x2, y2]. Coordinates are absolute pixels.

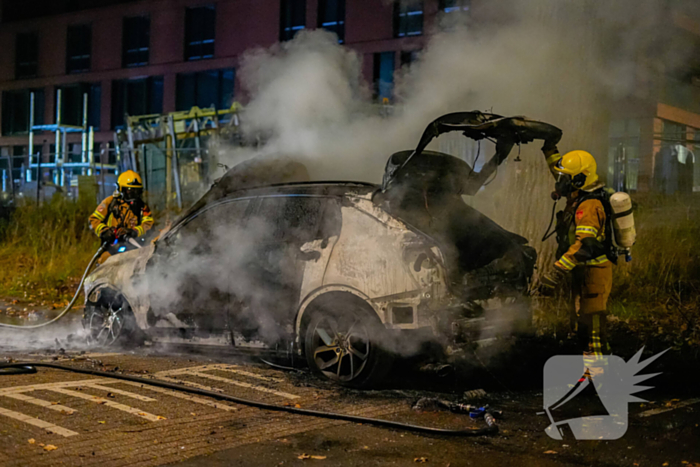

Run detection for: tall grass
[[0, 196, 99, 301]]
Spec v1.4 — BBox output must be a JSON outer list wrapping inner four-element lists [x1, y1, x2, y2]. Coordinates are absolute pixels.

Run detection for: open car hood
[[376, 111, 560, 286], [382, 111, 561, 195]]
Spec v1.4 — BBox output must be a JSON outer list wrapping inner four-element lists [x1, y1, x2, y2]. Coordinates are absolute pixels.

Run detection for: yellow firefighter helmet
[[553, 150, 598, 190], [117, 170, 143, 189]]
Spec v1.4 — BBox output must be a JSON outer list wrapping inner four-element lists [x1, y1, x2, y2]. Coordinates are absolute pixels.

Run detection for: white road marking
[[204, 364, 284, 383], [0, 406, 79, 437], [0, 378, 115, 394], [81, 383, 157, 401], [638, 398, 700, 417], [47, 388, 164, 422], [176, 370, 300, 400], [1, 392, 76, 414], [118, 381, 239, 412]]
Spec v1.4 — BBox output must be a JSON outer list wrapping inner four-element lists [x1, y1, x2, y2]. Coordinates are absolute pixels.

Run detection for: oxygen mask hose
[[0, 243, 107, 329]]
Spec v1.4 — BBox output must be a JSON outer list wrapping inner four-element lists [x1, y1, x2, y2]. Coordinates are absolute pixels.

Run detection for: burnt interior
[[375, 150, 536, 297]]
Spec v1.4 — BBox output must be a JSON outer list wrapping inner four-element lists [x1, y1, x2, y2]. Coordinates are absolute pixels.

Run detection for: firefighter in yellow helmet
[[89, 170, 154, 262], [539, 139, 613, 361]]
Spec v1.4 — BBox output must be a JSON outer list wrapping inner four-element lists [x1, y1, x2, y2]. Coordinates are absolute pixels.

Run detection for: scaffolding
[[122, 103, 242, 211]]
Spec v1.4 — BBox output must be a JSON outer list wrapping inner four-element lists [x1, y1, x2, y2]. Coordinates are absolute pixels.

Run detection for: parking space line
[[1, 393, 76, 414], [118, 381, 239, 412], [47, 388, 164, 422], [81, 383, 157, 401], [0, 406, 79, 437], [181, 370, 300, 400], [0, 378, 114, 394], [204, 365, 285, 383]]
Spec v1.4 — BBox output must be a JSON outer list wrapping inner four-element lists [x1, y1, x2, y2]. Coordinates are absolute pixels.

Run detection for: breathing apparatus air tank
[[610, 192, 636, 250]]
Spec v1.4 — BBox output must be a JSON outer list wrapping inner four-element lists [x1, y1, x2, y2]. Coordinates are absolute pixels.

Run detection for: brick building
[[0, 0, 699, 195]]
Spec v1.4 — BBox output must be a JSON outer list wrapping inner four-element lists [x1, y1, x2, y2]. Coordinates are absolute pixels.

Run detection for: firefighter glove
[[116, 228, 138, 241], [99, 229, 116, 244], [538, 266, 567, 296]]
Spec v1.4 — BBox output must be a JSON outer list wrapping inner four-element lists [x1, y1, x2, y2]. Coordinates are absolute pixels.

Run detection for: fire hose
[[0, 362, 499, 437], [0, 243, 107, 329]]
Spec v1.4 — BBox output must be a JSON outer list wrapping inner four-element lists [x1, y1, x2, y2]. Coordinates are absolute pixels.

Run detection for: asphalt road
[[0, 343, 698, 467]]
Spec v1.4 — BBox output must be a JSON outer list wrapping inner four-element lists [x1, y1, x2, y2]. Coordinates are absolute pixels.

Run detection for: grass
[[0, 195, 100, 303]]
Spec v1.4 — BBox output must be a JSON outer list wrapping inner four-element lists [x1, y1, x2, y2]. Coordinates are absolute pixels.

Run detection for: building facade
[[1, 0, 699, 195]]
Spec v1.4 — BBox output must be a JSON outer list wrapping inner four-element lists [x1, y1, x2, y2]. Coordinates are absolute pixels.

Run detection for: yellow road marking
[[119, 381, 239, 411], [0, 406, 79, 437], [204, 364, 284, 383], [47, 388, 164, 422], [1, 393, 76, 414], [177, 370, 300, 400], [81, 383, 157, 401]]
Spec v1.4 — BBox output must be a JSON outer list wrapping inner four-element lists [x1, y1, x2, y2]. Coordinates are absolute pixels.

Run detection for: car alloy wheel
[[309, 314, 371, 383], [86, 301, 126, 346]]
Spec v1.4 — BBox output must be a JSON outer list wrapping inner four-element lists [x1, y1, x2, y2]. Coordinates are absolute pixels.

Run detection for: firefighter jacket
[[89, 195, 154, 238], [544, 149, 609, 273]]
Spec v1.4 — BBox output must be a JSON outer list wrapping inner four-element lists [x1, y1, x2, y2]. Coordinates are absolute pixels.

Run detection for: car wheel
[[83, 292, 136, 347], [304, 302, 392, 389]]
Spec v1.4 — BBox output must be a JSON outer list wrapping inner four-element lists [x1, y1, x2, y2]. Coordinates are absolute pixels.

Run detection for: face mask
[[554, 173, 573, 197]]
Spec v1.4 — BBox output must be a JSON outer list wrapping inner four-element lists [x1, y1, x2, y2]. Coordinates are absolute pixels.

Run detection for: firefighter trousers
[[571, 262, 613, 354]]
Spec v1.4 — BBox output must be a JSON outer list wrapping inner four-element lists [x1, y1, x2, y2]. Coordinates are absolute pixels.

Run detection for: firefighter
[[538, 142, 613, 361], [89, 170, 153, 262]]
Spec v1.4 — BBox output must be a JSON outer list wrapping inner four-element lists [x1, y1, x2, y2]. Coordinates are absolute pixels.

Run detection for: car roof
[[218, 181, 378, 200]]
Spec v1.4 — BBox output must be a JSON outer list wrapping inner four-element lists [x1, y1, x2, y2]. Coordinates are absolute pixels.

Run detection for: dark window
[[168, 199, 252, 249], [373, 52, 395, 100], [318, 0, 344, 43], [1, 88, 45, 135], [185, 5, 215, 60], [280, 0, 306, 41], [15, 32, 39, 79], [176, 68, 235, 111], [394, 0, 423, 38], [66, 24, 92, 73], [111, 76, 164, 129], [439, 0, 470, 13], [123, 16, 150, 67], [55, 83, 101, 129], [400, 50, 420, 68]]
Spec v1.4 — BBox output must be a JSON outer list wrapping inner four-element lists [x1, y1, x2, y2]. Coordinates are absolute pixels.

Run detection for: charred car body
[[83, 112, 561, 387]]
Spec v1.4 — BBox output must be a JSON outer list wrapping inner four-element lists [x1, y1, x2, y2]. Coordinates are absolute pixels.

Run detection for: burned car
[[83, 112, 561, 388]]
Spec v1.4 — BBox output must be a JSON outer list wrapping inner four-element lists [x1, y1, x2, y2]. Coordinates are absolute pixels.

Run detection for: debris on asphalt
[[414, 457, 428, 463], [27, 439, 35, 444], [43, 445, 57, 451]]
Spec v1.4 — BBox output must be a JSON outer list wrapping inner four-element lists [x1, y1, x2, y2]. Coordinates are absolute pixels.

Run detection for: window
[[318, 0, 344, 43], [394, 0, 423, 38], [400, 50, 420, 68], [607, 119, 640, 192], [373, 52, 395, 100], [55, 83, 101, 129], [15, 32, 39, 79], [439, 0, 470, 14], [185, 5, 215, 60], [1, 89, 45, 136], [280, 0, 306, 41], [176, 68, 234, 111], [123, 16, 150, 67], [111, 76, 164, 129], [168, 199, 252, 251], [66, 24, 92, 73]]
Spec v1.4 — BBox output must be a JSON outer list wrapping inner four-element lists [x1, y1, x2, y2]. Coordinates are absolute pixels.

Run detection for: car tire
[[83, 291, 138, 347], [303, 300, 393, 389]]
